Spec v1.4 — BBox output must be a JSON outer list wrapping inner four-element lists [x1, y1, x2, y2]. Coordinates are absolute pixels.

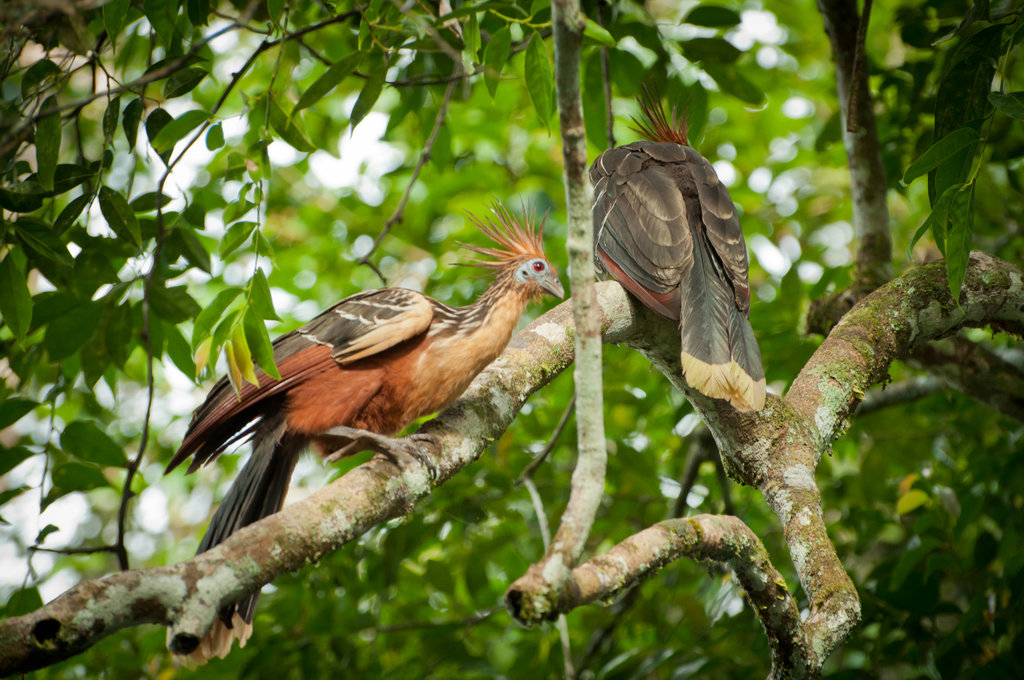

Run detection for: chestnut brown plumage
[[590, 87, 766, 411], [165, 203, 563, 664]]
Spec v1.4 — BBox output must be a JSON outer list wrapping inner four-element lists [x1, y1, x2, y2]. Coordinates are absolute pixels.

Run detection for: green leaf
[[931, 25, 1002, 204], [172, 227, 211, 273], [12, 219, 74, 267], [988, 91, 1024, 121], [267, 0, 284, 24], [50, 462, 112, 492], [149, 285, 201, 324], [464, 11, 481, 61], [484, 26, 511, 99], [582, 19, 615, 48], [897, 489, 930, 515], [250, 269, 281, 321], [582, 51, 609, 149], [123, 98, 143, 151], [54, 194, 91, 235], [891, 537, 941, 591], [164, 321, 197, 379], [220, 221, 258, 258], [144, 0, 179, 48], [223, 197, 254, 224], [145, 107, 175, 164], [99, 186, 142, 248], [243, 306, 281, 380], [104, 302, 133, 369], [524, 34, 554, 127], [0, 182, 45, 213], [36, 96, 61, 193], [814, 109, 842, 152], [932, 0, 989, 46], [0, 486, 30, 510], [907, 182, 961, 260], [1, 588, 43, 618], [682, 37, 741, 65], [205, 123, 224, 150], [231, 323, 258, 386], [0, 399, 39, 431], [103, 96, 121, 142], [36, 524, 59, 544], [350, 60, 387, 131], [103, 0, 132, 49], [61, 421, 126, 467], [130, 191, 174, 213], [163, 67, 207, 99], [0, 253, 32, 341], [193, 286, 243, 348], [151, 109, 209, 157], [901, 127, 980, 186], [684, 5, 742, 27], [0, 447, 35, 477], [44, 302, 102, 360], [268, 94, 316, 153], [945, 183, 975, 301], [186, 0, 209, 26], [297, 51, 365, 112], [703, 64, 765, 105], [21, 60, 61, 98]]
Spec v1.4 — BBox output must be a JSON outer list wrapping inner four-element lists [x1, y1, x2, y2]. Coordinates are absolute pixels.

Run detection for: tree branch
[[812, 0, 892, 326], [505, 0, 604, 625], [906, 335, 1024, 423], [853, 375, 945, 417], [2, 254, 1020, 676]]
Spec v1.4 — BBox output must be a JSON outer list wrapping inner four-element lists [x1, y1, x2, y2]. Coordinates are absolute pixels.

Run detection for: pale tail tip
[[680, 353, 767, 412], [173, 614, 252, 668]]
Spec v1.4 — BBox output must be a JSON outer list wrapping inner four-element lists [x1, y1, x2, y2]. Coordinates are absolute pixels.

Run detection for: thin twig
[[596, 3, 615, 149], [846, 0, 873, 134], [670, 428, 714, 520], [356, 63, 462, 284], [517, 393, 576, 486], [370, 605, 502, 633], [29, 546, 118, 556]]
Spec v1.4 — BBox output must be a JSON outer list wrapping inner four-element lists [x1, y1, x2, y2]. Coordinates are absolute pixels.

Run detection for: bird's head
[[631, 84, 691, 147], [460, 201, 564, 301]]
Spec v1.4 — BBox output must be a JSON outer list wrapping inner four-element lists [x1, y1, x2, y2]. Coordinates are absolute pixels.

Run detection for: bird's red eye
[[533, 261, 545, 272]]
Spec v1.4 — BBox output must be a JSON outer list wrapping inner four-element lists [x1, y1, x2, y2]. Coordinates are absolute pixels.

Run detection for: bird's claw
[[321, 427, 438, 477]]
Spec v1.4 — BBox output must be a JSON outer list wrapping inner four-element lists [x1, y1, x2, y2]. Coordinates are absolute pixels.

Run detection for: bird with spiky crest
[[590, 85, 766, 411], [165, 201, 563, 664]]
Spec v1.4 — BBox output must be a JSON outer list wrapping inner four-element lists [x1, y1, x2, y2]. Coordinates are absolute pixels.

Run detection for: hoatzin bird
[[590, 88, 766, 411], [165, 203, 563, 663]]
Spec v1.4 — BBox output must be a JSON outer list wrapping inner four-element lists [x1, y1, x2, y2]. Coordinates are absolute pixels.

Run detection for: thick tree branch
[[506, 0, 604, 624], [906, 335, 1024, 423], [546, 516, 810, 679], [2, 254, 1020, 676]]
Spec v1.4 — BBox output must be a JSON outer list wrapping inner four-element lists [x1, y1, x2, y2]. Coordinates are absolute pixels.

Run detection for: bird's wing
[[167, 289, 434, 473], [590, 142, 694, 304], [644, 142, 751, 316]]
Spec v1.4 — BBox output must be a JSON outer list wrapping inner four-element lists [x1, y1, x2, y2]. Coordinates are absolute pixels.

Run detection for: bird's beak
[[541, 276, 565, 299]]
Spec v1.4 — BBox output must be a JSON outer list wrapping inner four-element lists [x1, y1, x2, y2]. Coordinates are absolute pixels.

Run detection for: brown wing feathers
[[591, 93, 766, 412]]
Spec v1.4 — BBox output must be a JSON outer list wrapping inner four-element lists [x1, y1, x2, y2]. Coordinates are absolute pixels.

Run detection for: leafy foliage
[[0, 0, 1022, 678]]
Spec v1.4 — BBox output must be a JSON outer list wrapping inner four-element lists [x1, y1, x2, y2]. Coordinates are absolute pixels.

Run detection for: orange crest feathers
[[459, 201, 548, 269], [630, 84, 691, 147]]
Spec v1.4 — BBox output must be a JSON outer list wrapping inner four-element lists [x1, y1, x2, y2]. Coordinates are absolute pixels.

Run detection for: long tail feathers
[[173, 413, 304, 666], [678, 234, 766, 412]]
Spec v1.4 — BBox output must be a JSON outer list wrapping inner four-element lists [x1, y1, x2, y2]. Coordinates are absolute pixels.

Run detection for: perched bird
[[589, 88, 765, 412], [165, 203, 563, 663]]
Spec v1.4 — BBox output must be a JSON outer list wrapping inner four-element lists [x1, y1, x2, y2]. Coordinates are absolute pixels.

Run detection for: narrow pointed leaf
[[103, 0, 132, 49], [988, 92, 1024, 121], [151, 109, 209, 157], [13, 219, 74, 267], [296, 52, 364, 112], [219, 220, 258, 258], [906, 182, 961, 260], [61, 421, 125, 467], [350, 61, 387, 131], [484, 26, 511, 99], [231, 324, 258, 386], [193, 287, 244, 348], [945, 183, 975, 301], [99, 186, 142, 248], [524, 34, 554, 126], [244, 307, 281, 380], [0, 253, 32, 340], [268, 94, 316, 152], [902, 127, 980, 186], [251, 269, 281, 321], [36, 97, 61, 193], [122, 99, 143, 151], [205, 123, 224, 150]]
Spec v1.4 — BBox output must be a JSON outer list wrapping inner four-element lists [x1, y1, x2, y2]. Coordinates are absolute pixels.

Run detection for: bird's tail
[[175, 412, 304, 666], [678, 235, 766, 412]]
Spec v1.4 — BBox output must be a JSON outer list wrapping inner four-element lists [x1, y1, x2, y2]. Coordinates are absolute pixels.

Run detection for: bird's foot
[[321, 426, 439, 476]]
